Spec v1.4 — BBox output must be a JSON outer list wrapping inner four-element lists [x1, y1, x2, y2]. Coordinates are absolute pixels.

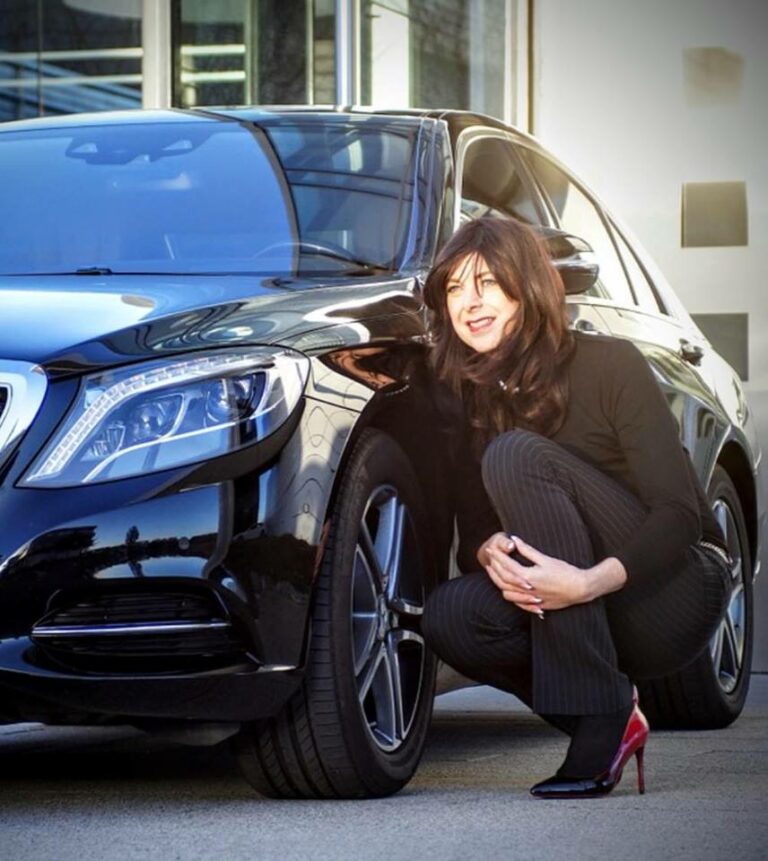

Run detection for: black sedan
[[0, 107, 763, 799]]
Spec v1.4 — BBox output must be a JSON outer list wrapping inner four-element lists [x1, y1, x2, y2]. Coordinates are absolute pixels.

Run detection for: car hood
[[0, 273, 424, 376]]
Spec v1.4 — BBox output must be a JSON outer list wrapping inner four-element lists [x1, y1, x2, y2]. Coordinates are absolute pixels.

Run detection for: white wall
[[532, 0, 768, 668]]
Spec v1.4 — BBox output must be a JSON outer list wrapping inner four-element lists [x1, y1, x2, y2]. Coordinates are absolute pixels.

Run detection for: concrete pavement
[[1, 676, 767, 861]]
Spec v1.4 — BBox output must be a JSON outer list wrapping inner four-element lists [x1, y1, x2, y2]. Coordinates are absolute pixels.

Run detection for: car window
[[458, 135, 542, 226], [524, 150, 636, 305], [610, 222, 666, 315], [0, 119, 418, 276]]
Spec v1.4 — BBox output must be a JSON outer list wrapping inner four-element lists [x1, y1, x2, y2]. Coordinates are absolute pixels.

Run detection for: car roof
[[0, 105, 541, 148]]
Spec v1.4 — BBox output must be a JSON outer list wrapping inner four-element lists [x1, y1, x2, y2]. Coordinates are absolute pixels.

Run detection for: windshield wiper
[[75, 267, 113, 275]]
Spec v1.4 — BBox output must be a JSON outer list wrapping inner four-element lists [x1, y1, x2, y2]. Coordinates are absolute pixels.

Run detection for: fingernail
[[536, 610, 545, 619], [533, 597, 543, 604], [524, 583, 534, 590]]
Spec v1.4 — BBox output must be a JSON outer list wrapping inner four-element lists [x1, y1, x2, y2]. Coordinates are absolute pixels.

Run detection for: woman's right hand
[[478, 532, 543, 614]]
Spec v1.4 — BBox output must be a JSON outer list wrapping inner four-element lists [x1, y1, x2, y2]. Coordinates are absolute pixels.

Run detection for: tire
[[234, 429, 438, 798], [637, 466, 753, 729]]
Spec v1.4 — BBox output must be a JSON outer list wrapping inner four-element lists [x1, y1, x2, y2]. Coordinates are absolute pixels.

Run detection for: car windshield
[[0, 116, 418, 276]]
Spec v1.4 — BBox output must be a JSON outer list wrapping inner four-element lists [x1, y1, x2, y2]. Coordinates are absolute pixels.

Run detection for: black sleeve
[[607, 339, 701, 582]]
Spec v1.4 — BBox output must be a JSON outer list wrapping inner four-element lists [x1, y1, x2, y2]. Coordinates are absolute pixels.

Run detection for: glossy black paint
[[0, 107, 763, 727]]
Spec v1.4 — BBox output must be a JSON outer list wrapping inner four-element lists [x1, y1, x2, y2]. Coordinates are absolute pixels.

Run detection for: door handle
[[573, 318, 606, 335], [679, 339, 704, 365]]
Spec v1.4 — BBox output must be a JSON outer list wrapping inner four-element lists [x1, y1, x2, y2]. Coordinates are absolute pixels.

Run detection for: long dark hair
[[423, 217, 575, 445]]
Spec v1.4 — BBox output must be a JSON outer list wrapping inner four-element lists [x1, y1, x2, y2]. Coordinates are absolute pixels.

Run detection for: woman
[[420, 217, 731, 799]]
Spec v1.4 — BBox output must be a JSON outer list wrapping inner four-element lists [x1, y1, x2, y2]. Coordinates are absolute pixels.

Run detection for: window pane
[[361, 0, 507, 119], [525, 151, 634, 304], [0, 0, 141, 122], [174, 0, 335, 108], [611, 223, 665, 315], [460, 136, 541, 224]]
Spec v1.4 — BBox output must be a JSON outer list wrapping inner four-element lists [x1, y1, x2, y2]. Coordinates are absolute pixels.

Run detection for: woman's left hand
[[484, 536, 591, 612]]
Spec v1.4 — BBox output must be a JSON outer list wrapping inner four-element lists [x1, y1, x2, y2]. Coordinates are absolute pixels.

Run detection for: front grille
[[31, 589, 248, 674]]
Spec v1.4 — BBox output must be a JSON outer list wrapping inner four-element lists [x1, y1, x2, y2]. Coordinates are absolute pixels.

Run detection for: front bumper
[[0, 637, 302, 723]]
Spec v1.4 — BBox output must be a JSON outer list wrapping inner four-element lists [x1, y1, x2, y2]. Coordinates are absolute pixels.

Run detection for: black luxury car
[[0, 107, 763, 799]]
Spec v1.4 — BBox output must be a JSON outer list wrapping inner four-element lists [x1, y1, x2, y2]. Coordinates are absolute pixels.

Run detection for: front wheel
[[234, 429, 437, 798], [638, 466, 753, 729]]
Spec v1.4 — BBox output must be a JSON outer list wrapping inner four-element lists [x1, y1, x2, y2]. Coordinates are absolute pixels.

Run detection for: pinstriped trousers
[[421, 430, 730, 715]]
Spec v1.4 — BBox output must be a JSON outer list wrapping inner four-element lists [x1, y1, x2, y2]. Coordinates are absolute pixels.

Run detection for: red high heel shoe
[[530, 689, 649, 799]]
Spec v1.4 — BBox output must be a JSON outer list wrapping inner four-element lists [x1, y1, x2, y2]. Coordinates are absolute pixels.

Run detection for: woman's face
[[445, 253, 520, 353]]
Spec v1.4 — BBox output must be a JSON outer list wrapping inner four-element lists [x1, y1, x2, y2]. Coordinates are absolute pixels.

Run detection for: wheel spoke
[[709, 623, 724, 668], [351, 546, 380, 675], [359, 643, 398, 748], [358, 518, 388, 592], [382, 499, 405, 595], [385, 632, 407, 745], [357, 640, 386, 704], [725, 591, 745, 666], [385, 503, 425, 616], [713, 500, 728, 538], [730, 558, 743, 587], [723, 615, 740, 667]]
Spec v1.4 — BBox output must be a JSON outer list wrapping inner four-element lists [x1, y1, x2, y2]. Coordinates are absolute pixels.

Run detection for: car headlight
[[23, 348, 309, 487]]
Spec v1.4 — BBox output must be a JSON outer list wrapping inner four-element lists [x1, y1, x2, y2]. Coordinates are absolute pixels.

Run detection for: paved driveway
[[1, 677, 767, 861]]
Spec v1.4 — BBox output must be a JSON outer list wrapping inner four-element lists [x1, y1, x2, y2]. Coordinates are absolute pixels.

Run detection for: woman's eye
[[446, 283, 462, 294], [481, 278, 498, 289]]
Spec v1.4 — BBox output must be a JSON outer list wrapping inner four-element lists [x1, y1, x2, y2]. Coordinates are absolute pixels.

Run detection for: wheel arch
[[321, 388, 453, 582]]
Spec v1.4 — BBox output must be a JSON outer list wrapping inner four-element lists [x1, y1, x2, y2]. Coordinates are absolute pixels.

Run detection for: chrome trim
[[31, 621, 230, 638], [0, 360, 47, 461]]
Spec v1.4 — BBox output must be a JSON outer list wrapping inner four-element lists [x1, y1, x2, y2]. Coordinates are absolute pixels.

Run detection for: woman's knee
[[481, 430, 554, 502]]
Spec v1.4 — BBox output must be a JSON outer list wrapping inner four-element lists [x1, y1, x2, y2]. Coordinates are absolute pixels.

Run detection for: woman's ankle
[[556, 703, 634, 778]]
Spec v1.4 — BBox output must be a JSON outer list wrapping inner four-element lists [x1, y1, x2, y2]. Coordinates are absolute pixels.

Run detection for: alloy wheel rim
[[350, 485, 426, 752], [709, 498, 746, 695]]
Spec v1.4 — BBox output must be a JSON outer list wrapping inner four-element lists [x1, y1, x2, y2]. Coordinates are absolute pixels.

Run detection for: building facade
[[0, 0, 529, 127]]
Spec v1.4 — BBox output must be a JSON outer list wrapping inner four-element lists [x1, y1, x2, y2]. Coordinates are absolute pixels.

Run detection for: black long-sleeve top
[[453, 332, 724, 580]]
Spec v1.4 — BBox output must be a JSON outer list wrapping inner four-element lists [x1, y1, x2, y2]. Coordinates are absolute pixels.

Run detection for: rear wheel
[[638, 466, 753, 728], [234, 429, 437, 798]]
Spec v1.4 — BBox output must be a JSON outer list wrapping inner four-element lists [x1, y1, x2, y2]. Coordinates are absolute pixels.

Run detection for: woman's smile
[[466, 315, 494, 332]]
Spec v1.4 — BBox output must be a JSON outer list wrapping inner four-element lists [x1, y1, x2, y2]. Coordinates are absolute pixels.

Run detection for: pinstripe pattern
[[422, 430, 729, 715]]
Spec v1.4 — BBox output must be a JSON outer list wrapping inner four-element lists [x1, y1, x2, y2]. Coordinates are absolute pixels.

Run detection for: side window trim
[[607, 218, 668, 316], [453, 127, 549, 230]]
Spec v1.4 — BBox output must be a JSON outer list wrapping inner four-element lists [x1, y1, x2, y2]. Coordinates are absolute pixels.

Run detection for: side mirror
[[537, 227, 600, 295], [555, 259, 600, 295]]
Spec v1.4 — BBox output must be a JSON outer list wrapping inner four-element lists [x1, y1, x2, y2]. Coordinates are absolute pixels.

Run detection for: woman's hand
[[477, 532, 516, 569], [483, 535, 627, 615], [478, 532, 544, 612]]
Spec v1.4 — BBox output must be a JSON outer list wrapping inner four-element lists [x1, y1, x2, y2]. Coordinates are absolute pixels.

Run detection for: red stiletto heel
[[636, 745, 645, 794], [530, 688, 650, 799]]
